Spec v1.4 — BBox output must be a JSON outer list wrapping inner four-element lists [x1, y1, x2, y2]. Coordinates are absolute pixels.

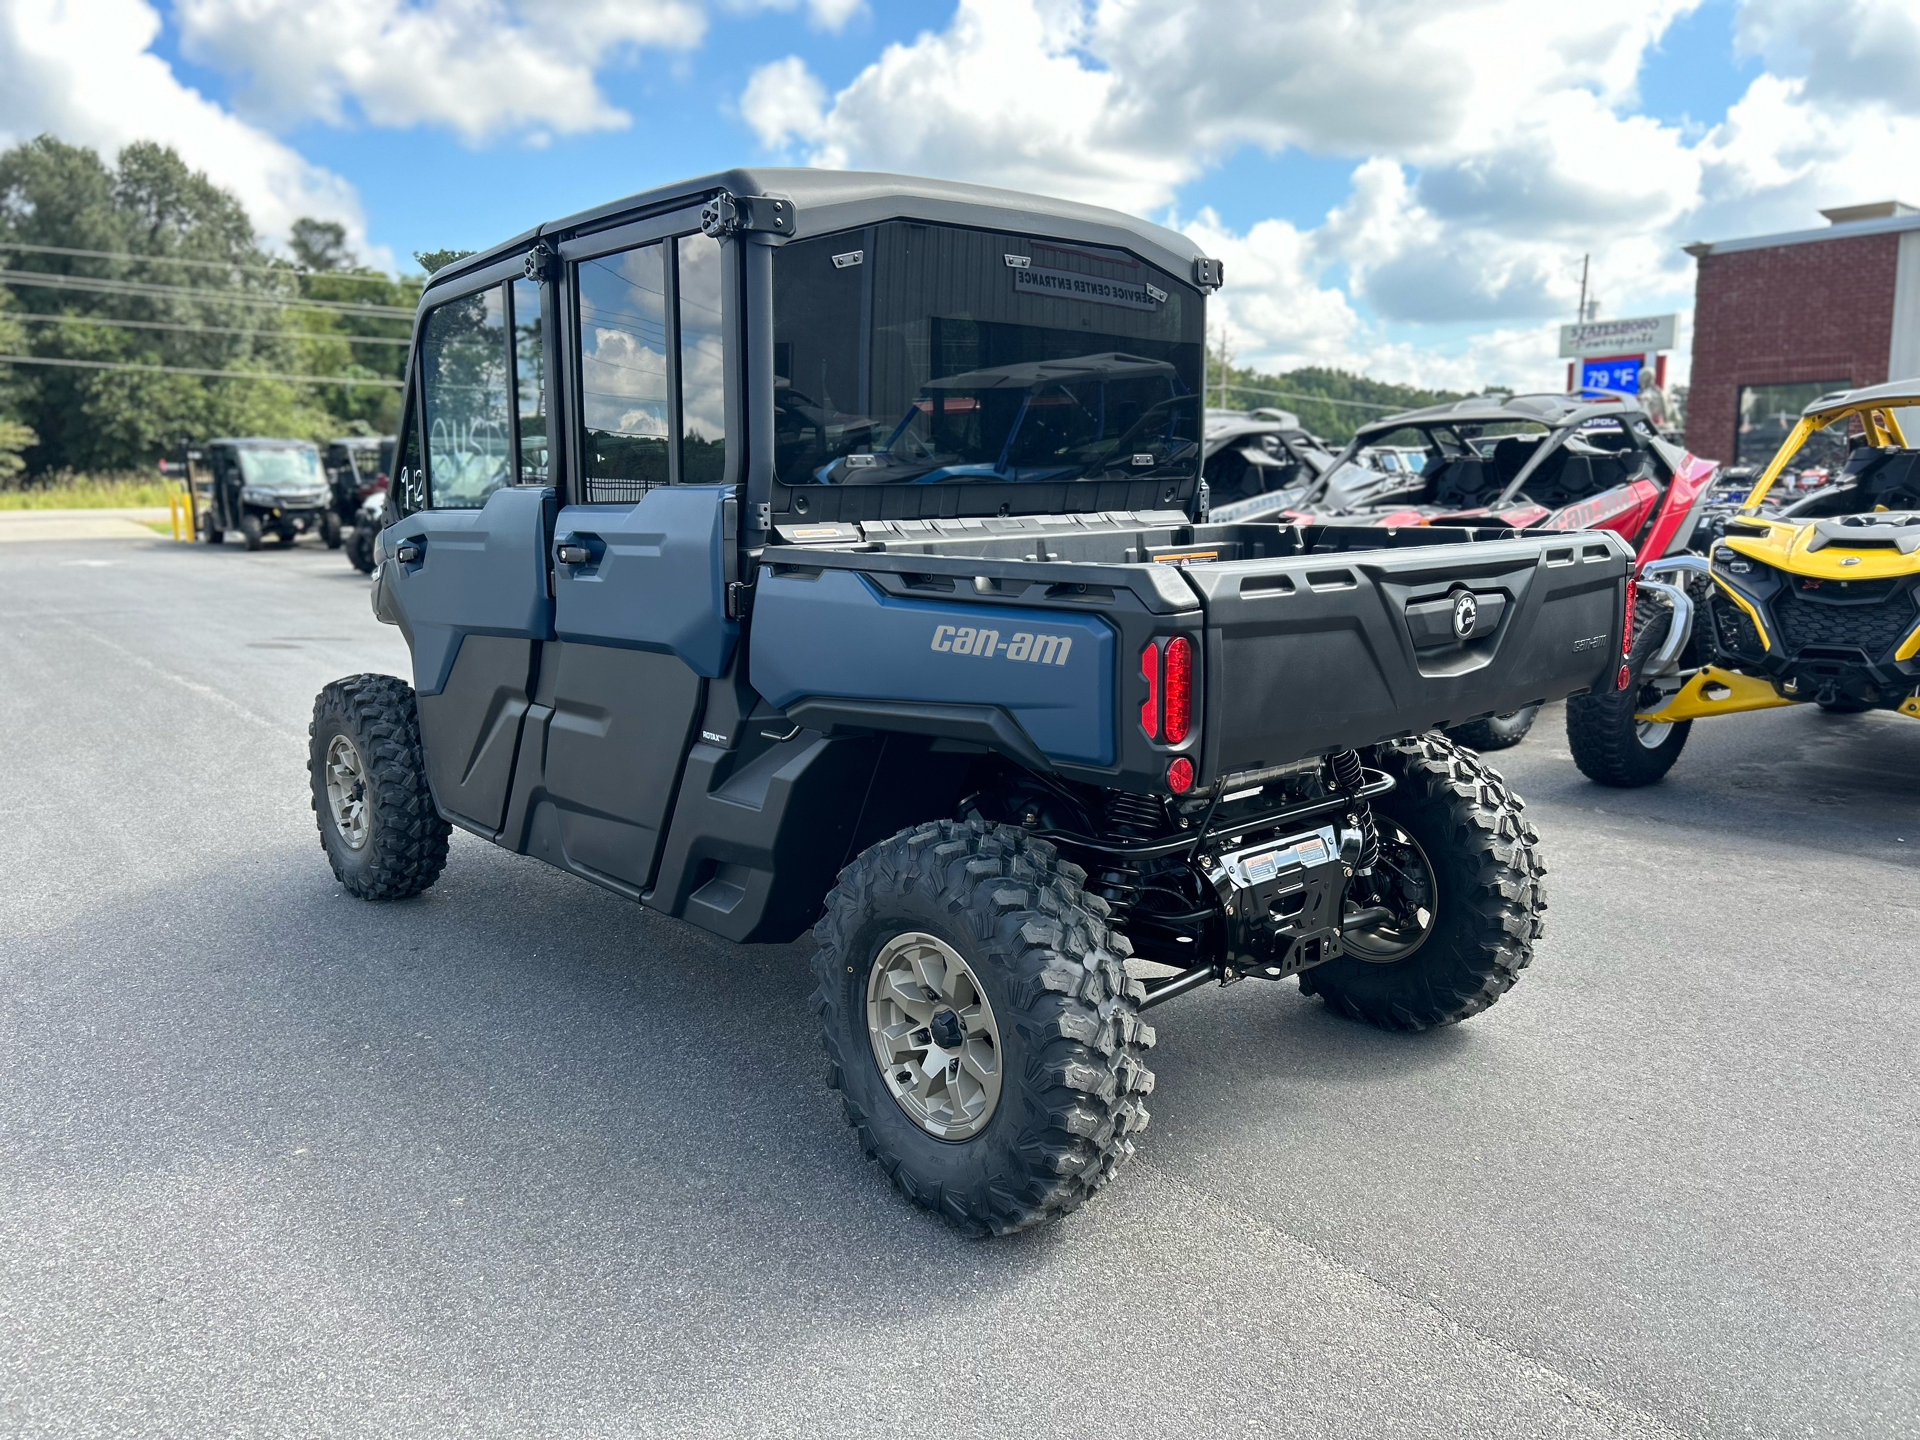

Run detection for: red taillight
[[1163, 636, 1192, 744], [1167, 757, 1194, 793], [1621, 577, 1637, 658], [1139, 641, 1160, 739]]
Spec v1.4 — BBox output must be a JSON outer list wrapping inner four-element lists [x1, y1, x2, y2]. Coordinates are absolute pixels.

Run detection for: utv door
[[523, 221, 738, 895], [382, 274, 554, 836]]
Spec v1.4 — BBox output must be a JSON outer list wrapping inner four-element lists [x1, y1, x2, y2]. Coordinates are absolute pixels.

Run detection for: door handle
[[395, 540, 423, 564], [556, 543, 591, 565]]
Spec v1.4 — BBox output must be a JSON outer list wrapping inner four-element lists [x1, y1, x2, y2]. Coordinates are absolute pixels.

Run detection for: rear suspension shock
[[1328, 748, 1379, 874]]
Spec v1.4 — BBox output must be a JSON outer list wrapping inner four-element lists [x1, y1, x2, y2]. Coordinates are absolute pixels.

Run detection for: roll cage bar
[[1740, 383, 1919, 510]]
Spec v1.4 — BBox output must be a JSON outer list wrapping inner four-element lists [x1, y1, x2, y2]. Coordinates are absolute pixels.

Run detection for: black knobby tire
[[240, 513, 264, 550], [309, 674, 450, 901], [1299, 734, 1545, 1031], [346, 525, 376, 574], [812, 817, 1157, 1235], [1566, 598, 1690, 787], [1816, 697, 1873, 714], [320, 511, 344, 549], [1444, 703, 1541, 752], [274, 526, 298, 547], [199, 514, 223, 545]]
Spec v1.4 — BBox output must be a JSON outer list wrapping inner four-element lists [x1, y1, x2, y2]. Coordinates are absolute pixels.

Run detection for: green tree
[[1205, 339, 1470, 445], [413, 247, 474, 275], [290, 217, 351, 272], [0, 136, 413, 477]]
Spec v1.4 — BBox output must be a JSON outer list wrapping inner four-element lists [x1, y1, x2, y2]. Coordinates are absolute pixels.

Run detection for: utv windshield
[[237, 446, 323, 489], [772, 221, 1203, 487]]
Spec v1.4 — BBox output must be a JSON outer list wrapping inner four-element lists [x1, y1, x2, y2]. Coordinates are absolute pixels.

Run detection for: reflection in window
[[678, 234, 727, 484], [578, 242, 669, 501], [421, 286, 511, 509], [1738, 380, 1851, 469], [770, 222, 1201, 488], [511, 277, 547, 484]]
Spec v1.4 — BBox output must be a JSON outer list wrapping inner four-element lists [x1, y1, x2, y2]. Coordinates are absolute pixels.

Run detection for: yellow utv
[[1568, 378, 1920, 785]]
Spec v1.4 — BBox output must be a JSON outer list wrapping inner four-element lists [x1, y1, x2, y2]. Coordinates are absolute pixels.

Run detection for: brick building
[[1683, 201, 1920, 466]]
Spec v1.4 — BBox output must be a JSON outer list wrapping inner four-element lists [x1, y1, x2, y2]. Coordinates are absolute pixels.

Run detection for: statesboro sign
[[1558, 313, 1677, 358]]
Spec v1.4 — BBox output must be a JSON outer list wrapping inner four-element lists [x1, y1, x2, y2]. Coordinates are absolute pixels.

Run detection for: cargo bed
[[750, 512, 1633, 790]]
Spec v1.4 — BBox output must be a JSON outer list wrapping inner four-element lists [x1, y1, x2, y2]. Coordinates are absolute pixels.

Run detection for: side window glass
[[421, 287, 511, 508], [677, 234, 727, 484], [394, 400, 423, 515], [511, 277, 547, 484], [578, 241, 669, 502]]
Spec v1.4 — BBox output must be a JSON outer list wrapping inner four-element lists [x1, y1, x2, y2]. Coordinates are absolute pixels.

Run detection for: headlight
[[242, 486, 273, 505]]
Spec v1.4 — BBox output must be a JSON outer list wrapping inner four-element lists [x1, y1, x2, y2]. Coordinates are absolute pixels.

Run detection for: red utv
[[1228, 392, 1720, 748]]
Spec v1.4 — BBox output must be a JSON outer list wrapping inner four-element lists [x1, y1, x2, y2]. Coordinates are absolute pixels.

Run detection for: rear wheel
[[320, 511, 344, 548], [1566, 600, 1691, 787], [1300, 734, 1544, 1030], [1816, 697, 1873, 714], [274, 526, 298, 547], [240, 513, 264, 550], [199, 513, 223, 545], [309, 674, 450, 901], [1444, 703, 1540, 752], [812, 817, 1156, 1235]]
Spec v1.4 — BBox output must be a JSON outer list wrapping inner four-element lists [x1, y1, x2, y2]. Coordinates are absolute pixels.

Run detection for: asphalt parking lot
[[3, 531, 1916, 1439]]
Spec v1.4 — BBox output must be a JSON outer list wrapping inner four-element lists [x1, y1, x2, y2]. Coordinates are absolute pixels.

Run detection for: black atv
[[195, 437, 336, 551]]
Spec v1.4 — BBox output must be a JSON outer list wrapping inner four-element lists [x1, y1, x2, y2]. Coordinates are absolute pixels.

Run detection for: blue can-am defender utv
[[311, 170, 1631, 1235]]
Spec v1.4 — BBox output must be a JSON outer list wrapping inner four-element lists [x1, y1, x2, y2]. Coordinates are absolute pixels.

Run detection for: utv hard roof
[[1802, 378, 1920, 418], [1351, 391, 1645, 444], [423, 167, 1215, 300], [207, 436, 318, 448]]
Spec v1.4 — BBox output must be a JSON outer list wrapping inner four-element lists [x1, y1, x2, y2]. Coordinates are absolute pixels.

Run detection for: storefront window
[[1737, 380, 1850, 468]]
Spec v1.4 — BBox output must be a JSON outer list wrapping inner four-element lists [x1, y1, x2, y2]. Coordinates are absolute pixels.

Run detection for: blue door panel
[[750, 568, 1116, 765], [384, 485, 556, 695], [552, 485, 738, 678]]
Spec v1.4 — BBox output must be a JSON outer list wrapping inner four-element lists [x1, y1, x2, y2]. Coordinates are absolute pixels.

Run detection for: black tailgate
[[1177, 528, 1631, 778]]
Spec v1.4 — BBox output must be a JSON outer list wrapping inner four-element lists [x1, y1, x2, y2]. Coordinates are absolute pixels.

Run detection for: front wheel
[[1299, 734, 1545, 1030], [812, 818, 1156, 1235], [240, 513, 264, 550], [320, 511, 344, 548], [309, 674, 450, 900], [1566, 600, 1691, 787], [1444, 703, 1540, 752]]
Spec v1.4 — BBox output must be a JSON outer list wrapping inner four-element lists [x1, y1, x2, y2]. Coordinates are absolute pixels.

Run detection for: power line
[[10, 310, 413, 347], [0, 352, 405, 388], [0, 240, 405, 287], [1, 270, 414, 317], [1219, 382, 1404, 412]]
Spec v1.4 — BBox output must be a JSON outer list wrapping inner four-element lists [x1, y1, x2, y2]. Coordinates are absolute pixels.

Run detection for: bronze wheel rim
[[865, 932, 1004, 1140]]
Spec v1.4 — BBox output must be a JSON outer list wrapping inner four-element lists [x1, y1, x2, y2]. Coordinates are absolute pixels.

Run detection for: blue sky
[[5, 0, 1916, 392]]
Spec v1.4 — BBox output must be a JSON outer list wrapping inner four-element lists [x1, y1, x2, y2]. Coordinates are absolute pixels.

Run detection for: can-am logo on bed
[[931, 625, 1074, 665]]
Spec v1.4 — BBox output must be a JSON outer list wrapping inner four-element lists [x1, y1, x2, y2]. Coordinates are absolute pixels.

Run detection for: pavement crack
[[1132, 1156, 1702, 1438], [43, 614, 298, 740]]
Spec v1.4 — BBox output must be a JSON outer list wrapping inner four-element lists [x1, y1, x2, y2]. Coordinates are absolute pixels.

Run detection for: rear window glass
[[772, 221, 1202, 488]]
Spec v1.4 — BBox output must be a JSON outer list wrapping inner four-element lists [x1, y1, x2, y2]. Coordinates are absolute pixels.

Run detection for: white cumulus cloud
[[173, 0, 707, 144], [0, 0, 371, 253], [738, 0, 1920, 393]]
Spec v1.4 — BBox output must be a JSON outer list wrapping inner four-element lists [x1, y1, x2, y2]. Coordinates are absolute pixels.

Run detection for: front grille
[[1710, 594, 1765, 660], [1770, 585, 1918, 659]]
